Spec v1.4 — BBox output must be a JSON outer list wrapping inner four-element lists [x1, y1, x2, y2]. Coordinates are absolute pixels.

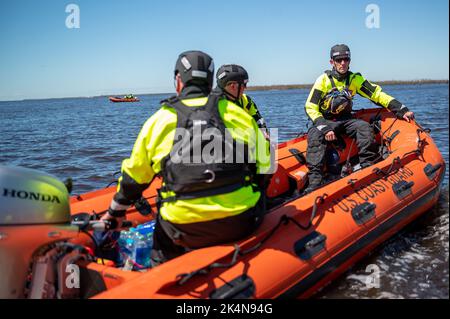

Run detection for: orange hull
[[63, 108, 446, 298]]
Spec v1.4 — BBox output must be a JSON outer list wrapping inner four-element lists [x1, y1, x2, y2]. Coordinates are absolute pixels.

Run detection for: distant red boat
[[109, 96, 140, 103]]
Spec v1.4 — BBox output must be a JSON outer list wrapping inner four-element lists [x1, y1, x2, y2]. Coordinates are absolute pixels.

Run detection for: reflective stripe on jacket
[[305, 71, 400, 124]]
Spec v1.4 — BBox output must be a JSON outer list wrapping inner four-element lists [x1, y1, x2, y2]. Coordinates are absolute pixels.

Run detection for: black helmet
[[174, 50, 214, 87], [216, 64, 249, 89], [330, 44, 351, 60]]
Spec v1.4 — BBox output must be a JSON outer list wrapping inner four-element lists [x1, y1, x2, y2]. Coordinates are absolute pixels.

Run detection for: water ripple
[[0, 84, 448, 298]]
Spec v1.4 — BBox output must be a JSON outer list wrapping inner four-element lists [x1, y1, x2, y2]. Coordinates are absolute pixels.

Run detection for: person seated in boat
[[101, 50, 272, 267], [304, 44, 415, 193], [214, 64, 270, 140]]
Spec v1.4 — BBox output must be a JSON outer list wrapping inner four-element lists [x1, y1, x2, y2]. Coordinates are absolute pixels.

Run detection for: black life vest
[[160, 93, 255, 202], [320, 70, 354, 119]]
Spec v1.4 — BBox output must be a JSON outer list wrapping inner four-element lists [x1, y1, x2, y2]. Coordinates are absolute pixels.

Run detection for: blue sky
[[0, 0, 448, 101]]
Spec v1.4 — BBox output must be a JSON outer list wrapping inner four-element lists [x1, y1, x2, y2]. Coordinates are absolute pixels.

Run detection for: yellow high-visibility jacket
[[111, 95, 271, 224]]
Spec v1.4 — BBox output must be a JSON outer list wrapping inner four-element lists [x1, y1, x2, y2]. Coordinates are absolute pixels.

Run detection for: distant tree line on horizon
[[246, 79, 449, 91]]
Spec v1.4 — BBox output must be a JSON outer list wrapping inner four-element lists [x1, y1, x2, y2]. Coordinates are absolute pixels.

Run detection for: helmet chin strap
[[224, 83, 243, 106]]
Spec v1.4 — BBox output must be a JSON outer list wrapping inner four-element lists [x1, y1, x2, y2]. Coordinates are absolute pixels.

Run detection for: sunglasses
[[227, 81, 248, 88], [334, 57, 350, 63]]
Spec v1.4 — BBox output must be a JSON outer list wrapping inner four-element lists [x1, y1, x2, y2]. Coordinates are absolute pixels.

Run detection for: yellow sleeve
[[352, 73, 395, 108], [116, 107, 176, 197], [305, 74, 328, 122]]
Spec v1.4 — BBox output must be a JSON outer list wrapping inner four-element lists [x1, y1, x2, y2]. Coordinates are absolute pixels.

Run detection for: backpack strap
[[326, 70, 356, 90], [345, 71, 353, 88], [325, 70, 337, 90], [160, 95, 179, 105], [162, 96, 193, 129]]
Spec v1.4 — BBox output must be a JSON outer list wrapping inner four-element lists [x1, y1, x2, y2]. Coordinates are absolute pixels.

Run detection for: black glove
[[387, 99, 410, 119], [395, 107, 410, 119], [134, 197, 153, 216], [314, 117, 339, 134]]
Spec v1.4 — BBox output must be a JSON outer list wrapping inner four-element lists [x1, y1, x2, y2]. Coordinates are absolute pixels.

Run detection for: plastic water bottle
[[135, 221, 156, 251], [146, 232, 154, 250], [132, 233, 151, 268], [118, 230, 136, 264], [118, 220, 156, 269], [136, 221, 155, 234], [135, 221, 155, 268]]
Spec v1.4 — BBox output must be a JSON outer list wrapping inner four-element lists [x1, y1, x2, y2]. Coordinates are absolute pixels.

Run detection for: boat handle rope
[[381, 118, 398, 138], [277, 149, 307, 161], [402, 127, 431, 160], [374, 122, 432, 178], [105, 171, 122, 188], [379, 116, 400, 147], [385, 130, 400, 145], [176, 194, 327, 286], [350, 154, 404, 188], [77, 193, 157, 221], [342, 139, 356, 175], [105, 180, 118, 188], [373, 156, 402, 177], [347, 178, 358, 186], [415, 121, 432, 134]]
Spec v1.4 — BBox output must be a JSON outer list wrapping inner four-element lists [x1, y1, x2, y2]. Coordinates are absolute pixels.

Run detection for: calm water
[[0, 84, 448, 298]]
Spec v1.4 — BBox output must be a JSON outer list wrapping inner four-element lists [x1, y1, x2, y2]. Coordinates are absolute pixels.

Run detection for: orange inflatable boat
[[0, 108, 445, 299], [109, 96, 140, 103]]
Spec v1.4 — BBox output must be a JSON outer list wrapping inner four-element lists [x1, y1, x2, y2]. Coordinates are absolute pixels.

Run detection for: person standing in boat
[[102, 50, 271, 266], [214, 64, 270, 140], [304, 44, 415, 193]]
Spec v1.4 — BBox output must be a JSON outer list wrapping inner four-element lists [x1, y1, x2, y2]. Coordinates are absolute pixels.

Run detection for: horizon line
[[1, 79, 448, 103]]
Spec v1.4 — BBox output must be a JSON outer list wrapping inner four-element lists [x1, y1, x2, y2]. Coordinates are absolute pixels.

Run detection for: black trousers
[[306, 118, 378, 188], [150, 196, 265, 267]]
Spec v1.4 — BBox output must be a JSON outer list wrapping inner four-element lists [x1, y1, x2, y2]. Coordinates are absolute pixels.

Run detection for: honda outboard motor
[[0, 165, 77, 298]]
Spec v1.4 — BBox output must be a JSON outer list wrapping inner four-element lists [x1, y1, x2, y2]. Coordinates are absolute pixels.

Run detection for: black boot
[[303, 171, 323, 194]]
